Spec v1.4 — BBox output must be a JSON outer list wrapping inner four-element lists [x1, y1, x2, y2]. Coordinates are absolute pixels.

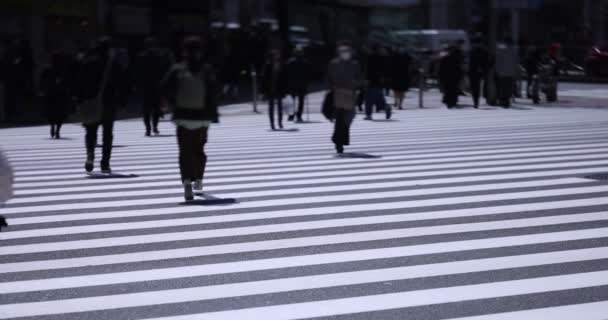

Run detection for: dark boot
[[85, 151, 94, 173]]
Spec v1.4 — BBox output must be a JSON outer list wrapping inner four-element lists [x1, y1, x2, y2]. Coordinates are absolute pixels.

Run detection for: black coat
[[285, 56, 311, 94], [469, 45, 491, 77], [391, 53, 412, 91], [439, 53, 463, 87], [76, 53, 128, 115], [260, 60, 287, 97], [366, 53, 391, 88]]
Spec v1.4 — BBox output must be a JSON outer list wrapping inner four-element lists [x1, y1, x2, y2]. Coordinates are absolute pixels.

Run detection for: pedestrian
[[0, 149, 13, 231], [469, 37, 490, 108], [494, 38, 519, 108], [161, 36, 219, 201], [364, 45, 391, 120], [40, 51, 72, 139], [439, 45, 464, 109], [286, 46, 311, 123], [135, 37, 173, 137], [76, 37, 128, 174], [261, 49, 287, 130], [327, 41, 363, 154], [391, 46, 412, 110], [524, 47, 541, 100]]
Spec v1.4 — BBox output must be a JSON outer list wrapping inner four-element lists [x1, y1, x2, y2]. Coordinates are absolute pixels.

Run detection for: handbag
[[77, 58, 112, 125], [321, 91, 335, 121]]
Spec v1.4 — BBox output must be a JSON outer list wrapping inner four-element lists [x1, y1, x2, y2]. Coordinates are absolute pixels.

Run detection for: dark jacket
[[161, 63, 219, 123], [261, 60, 287, 97], [285, 56, 311, 94], [76, 52, 128, 112], [439, 52, 463, 86], [469, 45, 491, 77], [391, 52, 412, 91], [135, 48, 173, 95], [365, 53, 391, 88]]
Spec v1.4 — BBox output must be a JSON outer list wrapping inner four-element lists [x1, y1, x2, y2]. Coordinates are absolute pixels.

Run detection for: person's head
[[183, 36, 203, 71], [336, 40, 352, 61]]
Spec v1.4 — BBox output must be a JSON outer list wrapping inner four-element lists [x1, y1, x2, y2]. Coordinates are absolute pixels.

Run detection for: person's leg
[[55, 122, 62, 139], [277, 97, 284, 129], [268, 96, 276, 130], [152, 106, 161, 134], [194, 127, 209, 190], [100, 119, 114, 172], [332, 109, 346, 153], [296, 92, 305, 122], [381, 90, 391, 119], [143, 104, 152, 136], [364, 88, 375, 119], [84, 123, 98, 172], [470, 75, 480, 108], [176, 126, 194, 200]]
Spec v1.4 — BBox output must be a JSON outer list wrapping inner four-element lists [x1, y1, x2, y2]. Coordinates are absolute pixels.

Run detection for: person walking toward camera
[[261, 49, 287, 130], [162, 37, 219, 201], [327, 41, 362, 154]]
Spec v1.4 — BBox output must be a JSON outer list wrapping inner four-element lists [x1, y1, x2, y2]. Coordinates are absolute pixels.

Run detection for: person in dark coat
[[524, 47, 541, 99], [135, 37, 173, 136], [261, 49, 287, 130], [161, 37, 219, 201], [391, 46, 412, 110], [327, 41, 363, 154], [286, 46, 311, 123], [468, 38, 490, 108], [77, 37, 128, 174], [364, 45, 391, 120], [439, 45, 464, 109], [40, 51, 73, 139]]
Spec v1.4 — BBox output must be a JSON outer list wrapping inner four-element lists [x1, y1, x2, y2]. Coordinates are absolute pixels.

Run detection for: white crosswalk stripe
[[1, 100, 608, 320]]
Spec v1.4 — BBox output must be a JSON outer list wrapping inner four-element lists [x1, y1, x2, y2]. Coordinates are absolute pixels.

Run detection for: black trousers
[[332, 109, 355, 147], [143, 95, 161, 133], [469, 74, 483, 107], [85, 118, 114, 167], [442, 82, 460, 108], [496, 76, 514, 106], [291, 91, 306, 120], [268, 95, 283, 128], [177, 126, 208, 183]]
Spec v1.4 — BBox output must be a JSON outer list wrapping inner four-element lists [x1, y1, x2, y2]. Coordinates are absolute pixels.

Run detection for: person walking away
[[439, 45, 464, 109], [391, 46, 412, 110], [494, 38, 519, 108], [327, 41, 363, 154], [40, 52, 72, 139], [469, 37, 490, 108], [161, 37, 219, 201], [0, 149, 13, 231], [77, 37, 128, 174], [135, 37, 173, 136], [261, 49, 287, 130], [286, 46, 311, 123], [364, 45, 391, 120]]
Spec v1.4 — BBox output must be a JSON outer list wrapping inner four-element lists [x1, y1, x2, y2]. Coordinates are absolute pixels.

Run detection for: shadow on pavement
[[86, 173, 140, 179], [336, 153, 382, 159]]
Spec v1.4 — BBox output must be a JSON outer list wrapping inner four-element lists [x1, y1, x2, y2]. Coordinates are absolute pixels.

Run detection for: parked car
[[585, 45, 608, 77]]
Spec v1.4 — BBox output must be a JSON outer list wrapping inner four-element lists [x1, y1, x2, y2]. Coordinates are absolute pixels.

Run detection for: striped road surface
[[1, 102, 608, 319]]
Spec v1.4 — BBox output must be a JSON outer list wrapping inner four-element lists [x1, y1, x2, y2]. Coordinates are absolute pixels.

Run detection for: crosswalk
[[1, 101, 608, 319]]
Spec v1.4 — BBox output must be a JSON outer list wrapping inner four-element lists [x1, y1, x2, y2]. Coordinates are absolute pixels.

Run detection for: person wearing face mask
[[327, 41, 363, 154], [77, 37, 128, 174], [162, 37, 219, 201], [261, 49, 287, 130]]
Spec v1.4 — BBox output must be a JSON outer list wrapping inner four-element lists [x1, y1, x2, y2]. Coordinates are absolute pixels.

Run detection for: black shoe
[[55, 132, 60, 139], [101, 163, 112, 174], [335, 145, 344, 154], [50, 127, 56, 139], [288, 115, 295, 122], [270, 125, 276, 131], [296, 117, 304, 123], [184, 183, 194, 201], [145, 131, 151, 137], [279, 123, 284, 129], [0, 216, 8, 231], [153, 128, 160, 135], [85, 160, 94, 173]]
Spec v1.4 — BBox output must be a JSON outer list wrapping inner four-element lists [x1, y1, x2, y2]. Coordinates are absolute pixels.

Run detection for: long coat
[[327, 58, 363, 110]]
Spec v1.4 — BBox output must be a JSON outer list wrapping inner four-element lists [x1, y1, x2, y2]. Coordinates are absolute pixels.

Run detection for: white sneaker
[[193, 179, 203, 191]]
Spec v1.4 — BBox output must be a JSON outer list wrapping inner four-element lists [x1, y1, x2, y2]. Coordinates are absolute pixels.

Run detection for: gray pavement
[[1, 96, 608, 319]]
